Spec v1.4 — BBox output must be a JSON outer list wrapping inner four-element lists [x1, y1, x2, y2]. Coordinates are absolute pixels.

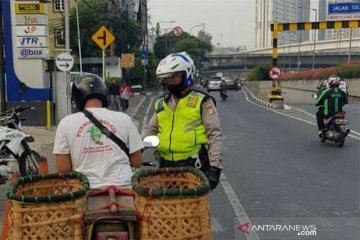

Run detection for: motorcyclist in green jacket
[[315, 77, 348, 135]]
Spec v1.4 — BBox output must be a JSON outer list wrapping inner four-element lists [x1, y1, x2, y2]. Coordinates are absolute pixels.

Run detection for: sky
[[148, 0, 256, 49], [148, 0, 320, 50]]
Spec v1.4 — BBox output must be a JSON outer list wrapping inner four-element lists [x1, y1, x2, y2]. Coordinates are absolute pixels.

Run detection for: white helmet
[[328, 75, 340, 87], [156, 52, 195, 86]]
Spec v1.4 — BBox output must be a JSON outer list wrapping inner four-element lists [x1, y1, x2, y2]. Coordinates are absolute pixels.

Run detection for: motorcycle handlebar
[[0, 105, 34, 117], [14, 105, 34, 113]]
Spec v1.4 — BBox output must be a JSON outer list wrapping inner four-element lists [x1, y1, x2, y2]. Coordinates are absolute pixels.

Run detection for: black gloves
[[208, 166, 221, 190]]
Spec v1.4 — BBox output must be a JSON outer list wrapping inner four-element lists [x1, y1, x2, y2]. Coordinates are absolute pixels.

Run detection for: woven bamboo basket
[[132, 167, 212, 240], [6, 172, 90, 240]]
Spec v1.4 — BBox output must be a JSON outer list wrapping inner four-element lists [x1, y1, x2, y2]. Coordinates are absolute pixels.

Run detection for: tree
[[128, 49, 159, 89], [247, 64, 271, 81], [197, 30, 212, 46], [153, 32, 212, 70], [68, 0, 142, 58]]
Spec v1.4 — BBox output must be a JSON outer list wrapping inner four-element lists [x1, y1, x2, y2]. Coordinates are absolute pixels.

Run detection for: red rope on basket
[[136, 198, 152, 224], [73, 213, 85, 225], [93, 200, 128, 211], [89, 185, 134, 197]]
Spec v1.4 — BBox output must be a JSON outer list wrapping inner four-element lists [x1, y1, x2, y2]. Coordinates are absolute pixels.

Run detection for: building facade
[[255, 0, 311, 49]]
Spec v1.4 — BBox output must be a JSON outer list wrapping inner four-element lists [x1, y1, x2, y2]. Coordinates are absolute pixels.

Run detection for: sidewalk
[[0, 94, 146, 229]]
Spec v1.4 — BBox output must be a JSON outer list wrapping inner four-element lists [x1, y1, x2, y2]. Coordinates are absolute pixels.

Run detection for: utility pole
[[64, 0, 71, 115], [0, 1, 6, 111], [142, 0, 148, 90]]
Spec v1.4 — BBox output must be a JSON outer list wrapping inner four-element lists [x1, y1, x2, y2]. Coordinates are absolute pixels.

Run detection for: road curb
[[244, 86, 285, 110], [243, 86, 275, 109]]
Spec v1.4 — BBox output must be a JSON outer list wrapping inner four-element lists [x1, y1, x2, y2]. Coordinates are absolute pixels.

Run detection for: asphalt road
[[2, 90, 358, 240], [137, 89, 360, 239], [138, 88, 360, 240]]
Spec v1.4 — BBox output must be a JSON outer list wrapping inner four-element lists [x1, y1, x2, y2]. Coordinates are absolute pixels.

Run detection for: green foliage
[[69, 0, 142, 58], [125, 49, 159, 89], [154, 32, 212, 70], [246, 64, 271, 81], [333, 63, 360, 79], [146, 52, 160, 89], [280, 62, 360, 80]]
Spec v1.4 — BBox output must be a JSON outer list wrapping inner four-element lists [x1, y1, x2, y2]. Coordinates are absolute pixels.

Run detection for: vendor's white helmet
[[156, 52, 195, 86]]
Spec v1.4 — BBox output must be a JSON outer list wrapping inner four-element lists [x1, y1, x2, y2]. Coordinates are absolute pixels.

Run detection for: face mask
[[167, 81, 187, 98]]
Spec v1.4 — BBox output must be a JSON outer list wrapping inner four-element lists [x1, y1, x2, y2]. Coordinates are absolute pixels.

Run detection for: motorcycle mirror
[[143, 136, 159, 148], [18, 82, 27, 93]]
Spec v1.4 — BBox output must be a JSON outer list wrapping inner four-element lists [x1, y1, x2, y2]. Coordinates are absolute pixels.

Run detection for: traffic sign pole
[[91, 26, 115, 81], [102, 50, 105, 82], [268, 66, 284, 103]]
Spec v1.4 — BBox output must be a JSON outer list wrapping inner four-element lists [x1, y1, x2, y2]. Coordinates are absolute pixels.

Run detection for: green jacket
[[316, 87, 348, 117], [155, 91, 209, 161]]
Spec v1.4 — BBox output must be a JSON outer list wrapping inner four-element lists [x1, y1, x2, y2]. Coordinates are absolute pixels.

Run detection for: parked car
[[131, 84, 144, 95], [206, 76, 222, 92], [224, 77, 239, 91]]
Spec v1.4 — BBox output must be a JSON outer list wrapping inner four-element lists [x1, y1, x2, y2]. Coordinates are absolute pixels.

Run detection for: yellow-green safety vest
[[155, 92, 208, 161]]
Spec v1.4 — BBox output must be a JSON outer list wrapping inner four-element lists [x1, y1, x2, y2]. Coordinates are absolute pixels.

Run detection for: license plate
[[335, 119, 349, 124]]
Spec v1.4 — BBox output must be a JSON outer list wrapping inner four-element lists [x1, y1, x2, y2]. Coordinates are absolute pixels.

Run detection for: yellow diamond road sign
[[91, 26, 115, 50]]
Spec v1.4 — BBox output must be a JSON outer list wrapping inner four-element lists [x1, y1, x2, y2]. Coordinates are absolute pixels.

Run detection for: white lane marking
[[142, 96, 154, 132], [243, 89, 360, 141], [211, 218, 225, 232], [133, 96, 147, 117], [290, 105, 360, 137], [220, 173, 261, 240]]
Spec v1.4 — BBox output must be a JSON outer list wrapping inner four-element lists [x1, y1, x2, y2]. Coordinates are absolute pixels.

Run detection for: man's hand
[[208, 166, 221, 190]]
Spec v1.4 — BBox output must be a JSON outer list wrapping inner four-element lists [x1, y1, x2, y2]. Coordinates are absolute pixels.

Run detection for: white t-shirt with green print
[[53, 108, 143, 189]]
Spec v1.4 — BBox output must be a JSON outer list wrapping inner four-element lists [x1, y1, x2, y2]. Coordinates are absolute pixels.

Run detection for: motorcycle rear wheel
[[335, 134, 345, 148], [19, 150, 41, 176], [318, 135, 326, 142]]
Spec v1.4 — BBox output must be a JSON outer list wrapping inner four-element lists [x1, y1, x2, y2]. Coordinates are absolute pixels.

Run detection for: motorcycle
[[220, 88, 228, 101], [0, 106, 41, 184], [84, 136, 159, 240], [318, 111, 350, 148]]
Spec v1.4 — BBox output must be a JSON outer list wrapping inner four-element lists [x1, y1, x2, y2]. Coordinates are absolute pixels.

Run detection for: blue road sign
[[328, 2, 360, 14], [141, 45, 148, 60]]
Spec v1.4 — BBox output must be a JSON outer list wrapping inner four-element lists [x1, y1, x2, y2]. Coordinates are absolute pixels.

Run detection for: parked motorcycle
[[318, 111, 350, 148], [84, 136, 159, 239], [0, 106, 41, 184]]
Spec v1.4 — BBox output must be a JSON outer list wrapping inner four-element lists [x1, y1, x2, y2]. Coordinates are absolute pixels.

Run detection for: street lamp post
[[156, 21, 176, 56], [189, 23, 207, 35], [299, 6, 317, 69], [312, 8, 317, 69], [156, 21, 176, 36], [348, 28, 353, 63]]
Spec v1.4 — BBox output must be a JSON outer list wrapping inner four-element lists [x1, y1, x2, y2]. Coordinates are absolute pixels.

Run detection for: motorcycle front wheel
[[19, 150, 41, 176]]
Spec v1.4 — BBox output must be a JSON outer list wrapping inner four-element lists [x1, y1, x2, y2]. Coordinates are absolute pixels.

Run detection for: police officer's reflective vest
[[155, 91, 208, 161]]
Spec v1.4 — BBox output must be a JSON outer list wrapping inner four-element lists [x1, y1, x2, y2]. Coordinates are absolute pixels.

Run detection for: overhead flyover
[[269, 19, 360, 102], [271, 20, 360, 66]]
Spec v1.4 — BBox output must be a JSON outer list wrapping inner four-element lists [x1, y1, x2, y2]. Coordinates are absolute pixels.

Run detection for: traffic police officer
[[142, 52, 223, 189]]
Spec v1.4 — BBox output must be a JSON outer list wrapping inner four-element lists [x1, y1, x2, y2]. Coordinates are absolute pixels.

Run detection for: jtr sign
[[16, 36, 47, 47]]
